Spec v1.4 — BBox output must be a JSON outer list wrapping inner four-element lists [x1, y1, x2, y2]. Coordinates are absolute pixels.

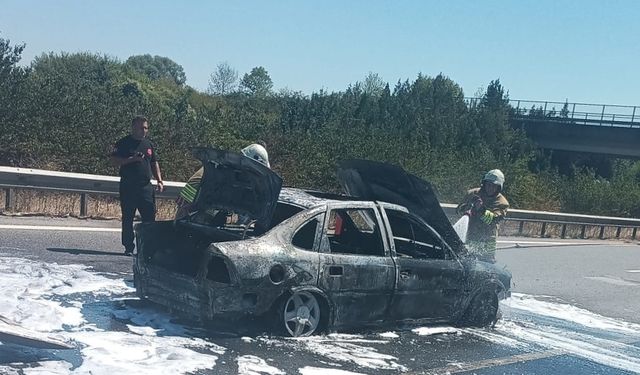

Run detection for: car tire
[[460, 289, 500, 327], [278, 291, 322, 337]]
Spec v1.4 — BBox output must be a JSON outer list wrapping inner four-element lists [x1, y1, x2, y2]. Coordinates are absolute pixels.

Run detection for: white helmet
[[482, 169, 505, 190], [241, 143, 270, 168]]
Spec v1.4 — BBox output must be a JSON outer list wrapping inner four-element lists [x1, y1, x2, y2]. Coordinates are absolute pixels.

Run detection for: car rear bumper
[[134, 263, 276, 321]]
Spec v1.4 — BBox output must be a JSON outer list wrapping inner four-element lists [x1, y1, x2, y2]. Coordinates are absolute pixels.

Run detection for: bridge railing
[[465, 98, 640, 128], [2, 166, 640, 240]]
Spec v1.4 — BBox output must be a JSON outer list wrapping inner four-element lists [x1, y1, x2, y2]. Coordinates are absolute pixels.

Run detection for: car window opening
[[292, 217, 319, 250], [386, 209, 446, 260], [326, 208, 384, 256], [207, 256, 231, 283]]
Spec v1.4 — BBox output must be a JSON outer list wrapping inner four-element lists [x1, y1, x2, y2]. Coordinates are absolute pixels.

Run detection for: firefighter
[[457, 169, 509, 263]]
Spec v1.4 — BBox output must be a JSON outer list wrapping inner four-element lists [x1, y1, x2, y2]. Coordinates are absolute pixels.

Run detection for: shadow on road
[[47, 247, 126, 256]]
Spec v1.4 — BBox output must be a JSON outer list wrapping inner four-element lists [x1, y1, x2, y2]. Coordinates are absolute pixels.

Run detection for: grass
[[1, 188, 176, 220]]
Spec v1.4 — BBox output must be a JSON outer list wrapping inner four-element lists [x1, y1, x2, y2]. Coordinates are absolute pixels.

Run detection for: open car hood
[[192, 147, 282, 229], [337, 159, 465, 254]]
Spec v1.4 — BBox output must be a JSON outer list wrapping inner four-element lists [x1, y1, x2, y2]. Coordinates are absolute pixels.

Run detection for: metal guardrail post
[[600, 105, 606, 125], [580, 225, 586, 239], [4, 188, 14, 211], [633, 227, 637, 240], [615, 226, 622, 239], [571, 103, 576, 119], [560, 224, 567, 239], [598, 226, 605, 239], [518, 221, 524, 236], [541, 222, 547, 237], [632, 107, 636, 126], [80, 193, 88, 217]]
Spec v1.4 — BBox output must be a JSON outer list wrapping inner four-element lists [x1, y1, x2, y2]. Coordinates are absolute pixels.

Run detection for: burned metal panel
[[312, 201, 396, 327], [0, 315, 72, 350], [388, 258, 466, 321], [204, 218, 322, 317], [278, 188, 336, 209], [317, 252, 396, 327], [460, 258, 512, 297], [192, 147, 283, 229], [135, 264, 210, 319]]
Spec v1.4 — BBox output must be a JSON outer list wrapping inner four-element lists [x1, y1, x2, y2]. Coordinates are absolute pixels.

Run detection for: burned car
[[134, 148, 511, 337]]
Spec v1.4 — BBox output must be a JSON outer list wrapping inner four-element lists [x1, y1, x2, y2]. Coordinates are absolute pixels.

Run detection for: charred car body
[[134, 148, 511, 337]]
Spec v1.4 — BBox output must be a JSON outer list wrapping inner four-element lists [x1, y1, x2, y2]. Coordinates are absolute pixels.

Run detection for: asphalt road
[[498, 238, 640, 325], [1, 215, 639, 374]]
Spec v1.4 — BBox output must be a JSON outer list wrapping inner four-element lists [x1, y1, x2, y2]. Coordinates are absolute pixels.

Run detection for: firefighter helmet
[[241, 143, 270, 168], [482, 169, 505, 190]]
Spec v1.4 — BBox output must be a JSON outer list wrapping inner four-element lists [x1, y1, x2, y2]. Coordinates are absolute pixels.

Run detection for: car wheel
[[281, 291, 321, 337], [461, 289, 499, 327]]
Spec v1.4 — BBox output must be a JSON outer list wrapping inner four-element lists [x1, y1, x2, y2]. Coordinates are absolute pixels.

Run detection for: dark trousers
[[120, 183, 156, 251]]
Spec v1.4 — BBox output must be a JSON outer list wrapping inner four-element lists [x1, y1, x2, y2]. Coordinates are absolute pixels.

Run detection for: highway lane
[[498, 238, 640, 325], [1, 215, 639, 374]]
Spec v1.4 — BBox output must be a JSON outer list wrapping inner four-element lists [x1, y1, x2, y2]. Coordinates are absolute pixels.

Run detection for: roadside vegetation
[[2, 34, 639, 217]]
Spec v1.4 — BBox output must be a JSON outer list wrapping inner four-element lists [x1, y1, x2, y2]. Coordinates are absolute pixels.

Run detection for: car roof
[[278, 187, 362, 208]]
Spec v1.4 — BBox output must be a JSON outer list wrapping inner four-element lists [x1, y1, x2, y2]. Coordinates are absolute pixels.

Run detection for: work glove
[[480, 210, 496, 224], [470, 196, 485, 216]]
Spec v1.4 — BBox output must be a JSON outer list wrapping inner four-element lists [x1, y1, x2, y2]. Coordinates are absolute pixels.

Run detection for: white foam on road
[[69, 330, 222, 374], [23, 361, 72, 374], [0, 256, 224, 374], [494, 320, 640, 374], [475, 294, 640, 374], [298, 366, 366, 375], [237, 355, 285, 375], [411, 326, 459, 336], [4, 256, 640, 374], [260, 334, 406, 372], [504, 293, 640, 334], [378, 331, 399, 338], [0, 366, 23, 375], [0, 257, 130, 331]]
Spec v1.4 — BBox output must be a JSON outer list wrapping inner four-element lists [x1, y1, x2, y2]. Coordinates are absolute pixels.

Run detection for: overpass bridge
[[466, 98, 640, 158]]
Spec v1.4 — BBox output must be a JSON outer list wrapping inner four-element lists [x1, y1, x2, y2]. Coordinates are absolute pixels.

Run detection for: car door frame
[[379, 203, 467, 322], [316, 201, 397, 328]]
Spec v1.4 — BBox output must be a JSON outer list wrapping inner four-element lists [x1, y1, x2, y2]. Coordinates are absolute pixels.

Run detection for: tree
[[0, 34, 26, 80], [560, 99, 570, 118], [125, 54, 186, 86], [208, 61, 238, 95], [481, 79, 509, 109], [0, 34, 29, 166], [361, 72, 385, 97], [240, 66, 273, 96]]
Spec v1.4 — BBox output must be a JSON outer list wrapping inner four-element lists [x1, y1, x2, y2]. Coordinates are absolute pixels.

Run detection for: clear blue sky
[[2, 0, 639, 105]]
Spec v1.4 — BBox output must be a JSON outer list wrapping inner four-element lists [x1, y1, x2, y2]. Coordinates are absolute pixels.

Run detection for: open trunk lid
[[191, 147, 282, 230]]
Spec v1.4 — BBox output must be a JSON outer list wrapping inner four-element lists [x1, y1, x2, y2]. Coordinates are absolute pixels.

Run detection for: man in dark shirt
[[110, 116, 164, 255]]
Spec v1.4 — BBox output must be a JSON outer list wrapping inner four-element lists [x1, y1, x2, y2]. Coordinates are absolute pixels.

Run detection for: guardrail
[[2, 166, 640, 240], [465, 97, 640, 128]]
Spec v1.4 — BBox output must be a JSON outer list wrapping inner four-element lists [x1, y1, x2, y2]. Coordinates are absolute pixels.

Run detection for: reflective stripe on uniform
[[179, 183, 199, 203]]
